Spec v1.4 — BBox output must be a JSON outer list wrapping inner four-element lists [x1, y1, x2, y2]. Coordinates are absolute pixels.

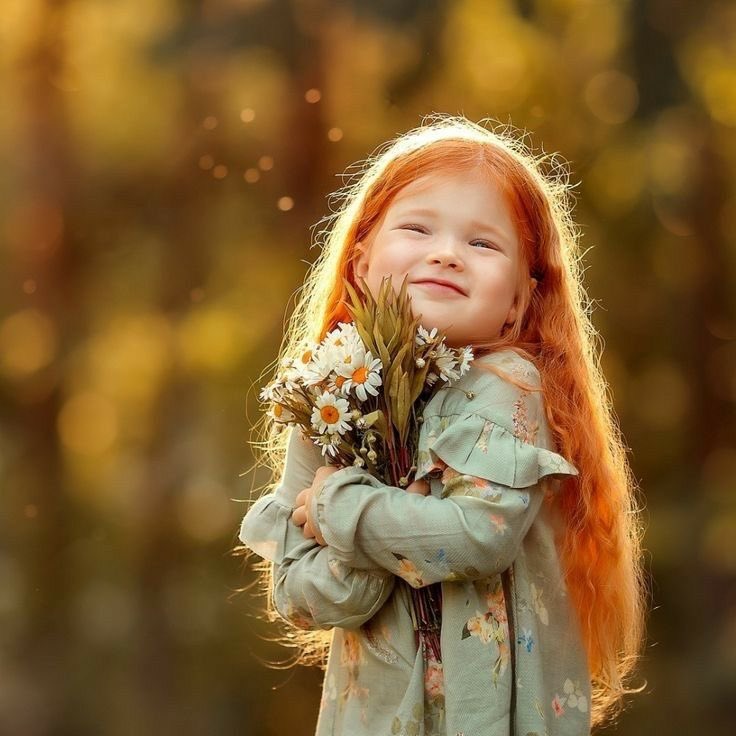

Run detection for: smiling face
[[355, 168, 523, 348]]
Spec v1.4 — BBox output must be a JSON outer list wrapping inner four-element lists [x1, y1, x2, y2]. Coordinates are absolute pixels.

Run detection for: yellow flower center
[[300, 349, 312, 364], [320, 405, 340, 424], [273, 404, 283, 418], [334, 375, 346, 388], [352, 366, 368, 384]]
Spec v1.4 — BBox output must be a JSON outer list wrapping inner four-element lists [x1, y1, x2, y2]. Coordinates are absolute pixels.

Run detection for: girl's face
[[355, 168, 522, 347]]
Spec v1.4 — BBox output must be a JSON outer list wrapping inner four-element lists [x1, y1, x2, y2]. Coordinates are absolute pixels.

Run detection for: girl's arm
[[305, 387, 579, 589], [239, 426, 395, 630]]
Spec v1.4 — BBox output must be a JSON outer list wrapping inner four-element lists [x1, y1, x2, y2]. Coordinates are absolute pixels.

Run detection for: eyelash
[[401, 224, 497, 250]]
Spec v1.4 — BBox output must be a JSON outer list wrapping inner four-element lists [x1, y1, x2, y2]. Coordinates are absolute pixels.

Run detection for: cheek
[[476, 273, 517, 310], [364, 245, 412, 290]]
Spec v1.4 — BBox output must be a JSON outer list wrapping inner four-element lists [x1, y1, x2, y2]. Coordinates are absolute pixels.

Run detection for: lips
[[412, 278, 467, 296]]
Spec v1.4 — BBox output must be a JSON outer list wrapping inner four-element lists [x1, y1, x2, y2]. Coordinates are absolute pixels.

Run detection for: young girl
[[238, 115, 647, 735]]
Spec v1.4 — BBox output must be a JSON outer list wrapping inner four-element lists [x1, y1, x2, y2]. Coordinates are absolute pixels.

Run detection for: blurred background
[[1, 0, 735, 733]]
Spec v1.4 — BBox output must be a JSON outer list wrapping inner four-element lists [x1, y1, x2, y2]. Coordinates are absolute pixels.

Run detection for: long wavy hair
[[244, 114, 648, 730]]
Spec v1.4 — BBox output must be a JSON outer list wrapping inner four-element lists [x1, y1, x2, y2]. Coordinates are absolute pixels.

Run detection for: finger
[[314, 465, 339, 485], [294, 488, 309, 506], [302, 520, 316, 539], [291, 505, 307, 527], [304, 503, 326, 547]]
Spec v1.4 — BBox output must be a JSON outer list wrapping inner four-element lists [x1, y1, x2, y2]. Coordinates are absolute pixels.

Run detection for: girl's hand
[[405, 478, 430, 495], [291, 465, 340, 545]]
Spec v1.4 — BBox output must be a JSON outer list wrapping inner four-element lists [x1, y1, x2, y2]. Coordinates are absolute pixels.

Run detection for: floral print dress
[[239, 349, 591, 735]]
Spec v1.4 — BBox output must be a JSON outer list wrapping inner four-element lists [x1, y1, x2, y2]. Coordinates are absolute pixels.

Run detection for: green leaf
[[373, 321, 391, 371]]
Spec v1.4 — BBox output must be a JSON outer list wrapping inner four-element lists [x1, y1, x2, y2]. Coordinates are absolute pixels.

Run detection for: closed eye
[[400, 224, 429, 234], [470, 239, 499, 250]]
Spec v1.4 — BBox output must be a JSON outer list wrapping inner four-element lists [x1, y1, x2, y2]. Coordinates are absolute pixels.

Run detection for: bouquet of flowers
[[259, 276, 474, 661]]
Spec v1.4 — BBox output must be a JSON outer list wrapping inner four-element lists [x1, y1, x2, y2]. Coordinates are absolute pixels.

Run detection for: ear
[[354, 240, 369, 279], [506, 277, 537, 325]]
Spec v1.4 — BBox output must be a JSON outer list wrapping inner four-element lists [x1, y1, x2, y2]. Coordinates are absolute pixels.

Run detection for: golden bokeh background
[[1, 0, 735, 733]]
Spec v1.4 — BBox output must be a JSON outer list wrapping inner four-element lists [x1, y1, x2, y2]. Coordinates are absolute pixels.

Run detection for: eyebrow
[[393, 207, 511, 244]]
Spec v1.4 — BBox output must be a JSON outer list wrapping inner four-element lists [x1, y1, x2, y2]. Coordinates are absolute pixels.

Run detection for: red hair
[[248, 114, 648, 730]]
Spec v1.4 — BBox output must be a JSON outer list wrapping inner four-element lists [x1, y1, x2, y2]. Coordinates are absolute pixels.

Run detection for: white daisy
[[415, 325, 439, 346], [456, 345, 474, 376], [332, 340, 370, 378], [290, 342, 320, 379], [325, 371, 350, 396], [433, 343, 462, 382], [270, 403, 295, 424], [310, 392, 352, 435], [322, 322, 363, 353], [296, 344, 319, 366], [340, 351, 382, 402], [314, 433, 341, 457], [279, 364, 303, 392], [300, 345, 335, 387]]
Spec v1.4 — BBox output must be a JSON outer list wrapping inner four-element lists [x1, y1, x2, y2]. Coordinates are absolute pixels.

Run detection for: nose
[[426, 238, 464, 270]]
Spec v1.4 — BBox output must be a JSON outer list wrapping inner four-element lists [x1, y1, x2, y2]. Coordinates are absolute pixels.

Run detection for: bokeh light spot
[[198, 154, 214, 170], [584, 70, 639, 124], [240, 107, 255, 123], [701, 67, 736, 127], [244, 168, 260, 183], [58, 391, 118, 456], [277, 196, 294, 211], [85, 314, 174, 407], [177, 307, 244, 375], [0, 309, 57, 379], [327, 127, 343, 142], [305, 88, 321, 103], [258, 155, 274, 171], [213, 164, 228, 179], [202, 115, 218, 130], [586, 144, 646, 214]]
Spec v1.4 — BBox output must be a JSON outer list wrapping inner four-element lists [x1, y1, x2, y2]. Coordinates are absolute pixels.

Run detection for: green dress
[[239, 349, 591, 735]]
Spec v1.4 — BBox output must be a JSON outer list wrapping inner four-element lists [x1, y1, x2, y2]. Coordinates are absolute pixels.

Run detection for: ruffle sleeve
[[239, 494, 294, 565], [415, 413, 579, 489]]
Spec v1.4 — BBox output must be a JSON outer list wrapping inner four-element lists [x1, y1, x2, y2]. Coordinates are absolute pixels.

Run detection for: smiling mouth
[[412, 280, 466, 296]]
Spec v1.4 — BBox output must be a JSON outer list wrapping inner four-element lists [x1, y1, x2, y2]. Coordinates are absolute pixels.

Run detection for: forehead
[[390, 168, 508, 208]]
